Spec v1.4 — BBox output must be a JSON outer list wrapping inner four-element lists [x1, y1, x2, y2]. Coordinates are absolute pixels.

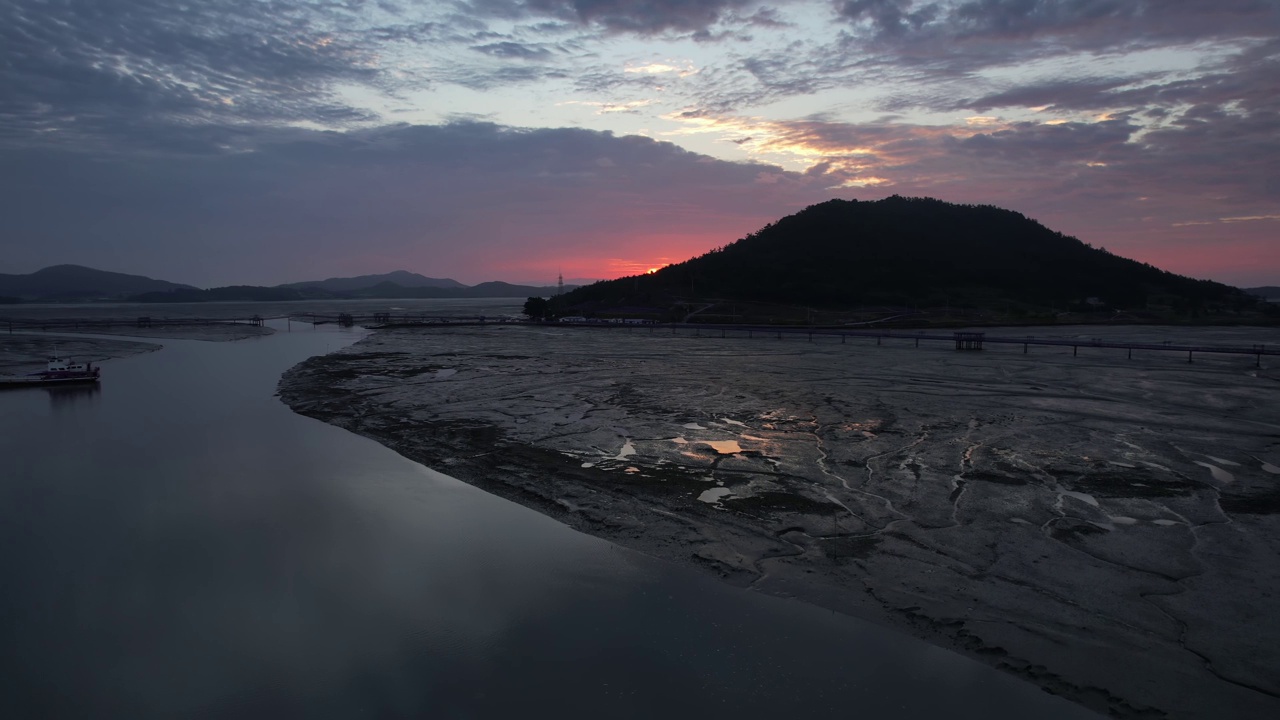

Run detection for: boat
[[0, 356, 101, 388]]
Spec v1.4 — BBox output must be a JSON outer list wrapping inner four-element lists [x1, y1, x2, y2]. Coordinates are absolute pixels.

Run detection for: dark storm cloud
[[953, 77, 1152, 112], [0, 121, 833, 285], [813, 0, 1280, 113], [836, 0, 938, 36], [838, 0, 1278, 48], [520, 0, 760, 33]]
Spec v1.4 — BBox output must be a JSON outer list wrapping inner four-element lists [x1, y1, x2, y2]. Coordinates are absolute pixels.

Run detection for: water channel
[[0, 318, 1099, 718]]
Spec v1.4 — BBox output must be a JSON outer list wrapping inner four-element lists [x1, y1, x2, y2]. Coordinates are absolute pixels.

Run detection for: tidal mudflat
[[1, 325, 272, 375], [0, 334, 161, 374], [280, 324, 1280, 719]]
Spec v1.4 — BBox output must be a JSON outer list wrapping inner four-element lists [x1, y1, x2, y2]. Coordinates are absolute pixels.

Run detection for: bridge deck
[[6, 312, 1273, 364]]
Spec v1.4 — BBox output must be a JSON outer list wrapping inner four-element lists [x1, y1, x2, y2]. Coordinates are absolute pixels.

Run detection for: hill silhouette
[[277, 270, 464, 292], [0, 265, 195, 301], [559, 197, 1257, 321], [128, 280, 573, 302]]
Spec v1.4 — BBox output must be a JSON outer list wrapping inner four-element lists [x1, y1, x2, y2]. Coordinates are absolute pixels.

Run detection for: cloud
[[520, 0, 763, 34], [0, 0, 386, 151], [471, 41, 559, 59], [0, 121, 836, 285], [657, 103, 1278, 283], [837, 0, 1279, 48]]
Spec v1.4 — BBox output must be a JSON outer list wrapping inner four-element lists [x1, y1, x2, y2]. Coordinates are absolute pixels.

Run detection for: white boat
[[0, 356, 101, 388]]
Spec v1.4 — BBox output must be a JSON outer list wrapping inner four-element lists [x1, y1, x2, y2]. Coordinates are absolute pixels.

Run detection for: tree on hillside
[[523, 296, 550, 320]]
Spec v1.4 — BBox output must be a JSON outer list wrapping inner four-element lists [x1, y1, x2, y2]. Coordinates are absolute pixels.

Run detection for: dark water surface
[[0, 322, 1098, 719]]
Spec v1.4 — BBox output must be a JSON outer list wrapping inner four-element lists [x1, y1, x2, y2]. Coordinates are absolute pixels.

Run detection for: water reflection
[[45, 382, 100, 410], [0, 325, 1101, 719]]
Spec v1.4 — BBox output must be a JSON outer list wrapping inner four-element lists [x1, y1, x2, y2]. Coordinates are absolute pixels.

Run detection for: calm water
[[0, 319, 1099, 719]]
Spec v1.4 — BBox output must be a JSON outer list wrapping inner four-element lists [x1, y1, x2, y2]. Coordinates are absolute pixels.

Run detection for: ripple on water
[[1260, 461, 1280, 475]]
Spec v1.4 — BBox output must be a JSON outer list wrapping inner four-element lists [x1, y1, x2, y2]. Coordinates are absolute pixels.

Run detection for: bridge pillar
[[954, 332, 984, 351]]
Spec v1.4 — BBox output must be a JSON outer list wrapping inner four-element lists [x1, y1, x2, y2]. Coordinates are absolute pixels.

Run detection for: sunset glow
[[0, 0, 1274, 287]]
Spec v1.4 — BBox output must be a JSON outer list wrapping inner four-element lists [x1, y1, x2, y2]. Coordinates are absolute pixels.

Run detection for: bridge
[[304, 315, 1275, 367], [287, 312, 507, 328], [583, 322, 1279, 366], [4, 312, 1274, 367]]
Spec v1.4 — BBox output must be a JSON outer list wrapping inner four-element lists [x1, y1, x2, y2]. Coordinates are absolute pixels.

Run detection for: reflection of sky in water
[[0, 320, 1099, 718], [698, 487, 733, 504], [703, 440, 742, 454], [1194, 461, 1236, 484]]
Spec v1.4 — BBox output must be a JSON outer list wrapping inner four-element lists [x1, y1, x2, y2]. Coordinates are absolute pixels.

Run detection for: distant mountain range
[[559, 196, 1265, 321], [0, 265, 572, 303], [1246, 286, 1280, 300]]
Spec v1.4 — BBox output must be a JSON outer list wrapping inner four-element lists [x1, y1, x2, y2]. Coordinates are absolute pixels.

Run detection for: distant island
[[0, 266, 574, 303], [553, 196, 1273, 325]]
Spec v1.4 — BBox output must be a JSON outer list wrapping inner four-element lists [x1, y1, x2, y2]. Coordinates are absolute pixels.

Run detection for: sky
[[1, 0, 1277, 288]]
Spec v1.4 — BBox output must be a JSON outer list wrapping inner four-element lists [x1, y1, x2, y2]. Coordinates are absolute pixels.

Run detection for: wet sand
[[0, 334, 161, 375], [279, 324, 1280, 719], [1, 325, 272, 375]]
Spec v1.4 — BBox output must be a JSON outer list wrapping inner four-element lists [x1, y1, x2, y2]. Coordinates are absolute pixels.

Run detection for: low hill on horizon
[[1246, 286, 1280, 300], [559, 197, 1260, 322], [0, 264, 196, 302], [277, 270, 465, 292], [0, 265, 575, 304], [128, 280, 574, 303]]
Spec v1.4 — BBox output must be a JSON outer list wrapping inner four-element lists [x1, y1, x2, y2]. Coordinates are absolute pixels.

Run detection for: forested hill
[[560, 197, 1252, 315]]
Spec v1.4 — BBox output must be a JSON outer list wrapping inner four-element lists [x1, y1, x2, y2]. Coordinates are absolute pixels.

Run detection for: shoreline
[[279, 324, 1280, 719], [0, 325, 275, 375], [0, 334, 162, 375]]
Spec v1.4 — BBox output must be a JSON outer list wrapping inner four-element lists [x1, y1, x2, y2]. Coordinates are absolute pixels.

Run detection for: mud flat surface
[[279, 324, 1280, 719], [0, 334, 160, 375]]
